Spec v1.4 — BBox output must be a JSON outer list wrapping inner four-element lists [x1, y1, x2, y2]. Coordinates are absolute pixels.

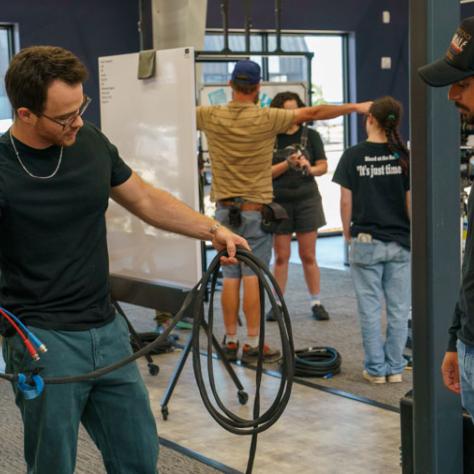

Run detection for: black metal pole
[[244, 0, 252, 53], [138, 0, 153, 51], [274, 0, 282, 53], [221, 0, 230, 53], [306, 53, 313, 106], [410, 0, 463, 472]]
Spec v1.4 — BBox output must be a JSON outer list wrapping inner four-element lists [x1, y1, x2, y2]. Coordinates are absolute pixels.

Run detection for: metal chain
[[9, 130, 63, 180]]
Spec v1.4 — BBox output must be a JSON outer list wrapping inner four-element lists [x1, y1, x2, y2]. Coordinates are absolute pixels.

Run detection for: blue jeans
[[457, 340, 474, 420], [2, 315, 159, 474], [215, 208, 272, 278], [350, 239, 410, 377]]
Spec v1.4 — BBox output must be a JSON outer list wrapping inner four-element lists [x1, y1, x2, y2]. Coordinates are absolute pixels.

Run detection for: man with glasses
[[0, 45, 248, 474], [41, 94, 91, 129]]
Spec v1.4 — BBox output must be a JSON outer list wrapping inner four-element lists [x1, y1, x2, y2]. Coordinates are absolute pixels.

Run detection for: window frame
[[203, 28, 350, 148], [0, 23, 18, 132]]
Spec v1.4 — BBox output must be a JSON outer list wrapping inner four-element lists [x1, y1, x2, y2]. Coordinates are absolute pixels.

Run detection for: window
[[202, 33, 263, 84], [201, 31, 349, 232], [0, 25, 14, 134]]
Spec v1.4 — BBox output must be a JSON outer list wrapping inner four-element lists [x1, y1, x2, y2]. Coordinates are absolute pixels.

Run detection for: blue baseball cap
[[231, 60, 261, 85]]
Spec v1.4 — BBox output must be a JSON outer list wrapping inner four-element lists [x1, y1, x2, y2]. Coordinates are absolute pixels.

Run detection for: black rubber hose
[[294, 347, 341, 378], [0, 287, 198, 384], [192, 249, 295, 474], [0, 249, 295, 474]]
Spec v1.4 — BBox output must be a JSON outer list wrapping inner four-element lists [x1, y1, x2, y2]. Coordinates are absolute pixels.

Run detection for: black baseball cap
[[231, 60, 261, 85], [419, 17, 474, 87]]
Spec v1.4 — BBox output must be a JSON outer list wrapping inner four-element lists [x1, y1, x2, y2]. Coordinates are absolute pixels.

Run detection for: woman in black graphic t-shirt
[[266, 91, 329, 322], [333, 96, 410, 384]]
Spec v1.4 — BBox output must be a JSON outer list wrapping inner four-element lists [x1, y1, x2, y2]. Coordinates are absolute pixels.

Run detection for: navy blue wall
[[3, 1, 472, 138], [463, 4, 474, 18], [207, 0, 409, 142], [0, 0, 140, 125]]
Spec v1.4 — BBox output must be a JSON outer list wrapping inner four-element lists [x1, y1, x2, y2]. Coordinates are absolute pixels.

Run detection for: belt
[[218, 200, 264, 212]]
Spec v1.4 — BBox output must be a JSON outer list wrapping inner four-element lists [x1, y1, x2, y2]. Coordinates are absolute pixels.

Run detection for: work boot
[[241, 343, 281, 364], [221, 338, 239, 362]]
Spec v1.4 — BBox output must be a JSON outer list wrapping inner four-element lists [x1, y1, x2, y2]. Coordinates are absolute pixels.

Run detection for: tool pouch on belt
[[261, 202, 289, 233], [228, 206, 242, 228]]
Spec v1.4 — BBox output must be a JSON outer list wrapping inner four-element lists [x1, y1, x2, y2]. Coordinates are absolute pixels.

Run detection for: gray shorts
[[215, 208, 272, 278], [274, 195, 326, 234]]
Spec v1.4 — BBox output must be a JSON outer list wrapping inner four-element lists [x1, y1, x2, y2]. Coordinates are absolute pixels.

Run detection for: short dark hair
[[270, 91, 306, 109], [5, 45, 88, 115], [230, 81, 259, 95]]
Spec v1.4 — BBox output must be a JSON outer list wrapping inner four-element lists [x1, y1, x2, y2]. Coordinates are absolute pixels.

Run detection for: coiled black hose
[[294, 347, 341, 378], [193, 249, 295, 473], [0, 249, 295, 474]]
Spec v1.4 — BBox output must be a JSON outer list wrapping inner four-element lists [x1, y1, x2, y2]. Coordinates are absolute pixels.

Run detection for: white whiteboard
[[199, 82, 308, 107], [99, 47, 201, 290]]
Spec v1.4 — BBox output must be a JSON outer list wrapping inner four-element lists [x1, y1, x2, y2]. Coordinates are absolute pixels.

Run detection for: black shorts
[[274, 195, 326, 234]]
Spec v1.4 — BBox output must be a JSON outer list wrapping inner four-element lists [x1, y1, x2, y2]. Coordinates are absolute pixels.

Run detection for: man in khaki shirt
[[197, 60, 371, 363]]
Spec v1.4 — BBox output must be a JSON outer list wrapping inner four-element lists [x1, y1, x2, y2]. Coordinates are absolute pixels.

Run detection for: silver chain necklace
[[9, 130, 63, 180]]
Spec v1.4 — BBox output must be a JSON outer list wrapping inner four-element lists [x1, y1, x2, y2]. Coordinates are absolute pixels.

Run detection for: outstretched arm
[[111, 172, 250, 264], [293, 101, 372, 124]]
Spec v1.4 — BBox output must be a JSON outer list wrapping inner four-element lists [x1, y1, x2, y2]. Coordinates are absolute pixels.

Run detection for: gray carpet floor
[[0, 264, 410, 472], [193, 264, 412, 409], [263, 264, 412, 408], [0, 378, 222, 473], [122, 264, 412, 408]]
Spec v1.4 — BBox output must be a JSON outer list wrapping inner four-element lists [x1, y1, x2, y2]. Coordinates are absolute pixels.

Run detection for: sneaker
[[403, 354, 413, 370], [362, 370, 386, 384], [221, 339, 239, 362], [241, 343, 281, 364], [387, 373, 403, 383], [312, 303, 330, 321], [265, 305, 281, 322]]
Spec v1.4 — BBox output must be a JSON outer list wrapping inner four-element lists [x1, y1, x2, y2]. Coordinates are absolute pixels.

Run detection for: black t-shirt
[[0, 123, 132, 331], [272, 126, 326, 202], [332, 141, 410, 249], [449, 189, 474, 350]]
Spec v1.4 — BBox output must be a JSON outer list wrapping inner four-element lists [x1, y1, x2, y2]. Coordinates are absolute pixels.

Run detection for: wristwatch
[[209, 222, 221, 235]]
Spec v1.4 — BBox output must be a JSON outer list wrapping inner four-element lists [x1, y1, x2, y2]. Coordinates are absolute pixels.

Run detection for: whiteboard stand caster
[[112, 300, 160, 377], [148, 363, 160, 376]]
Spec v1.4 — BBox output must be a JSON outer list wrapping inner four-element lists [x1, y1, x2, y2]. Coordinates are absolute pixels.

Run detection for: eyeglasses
[[40, 95, 92, 129]]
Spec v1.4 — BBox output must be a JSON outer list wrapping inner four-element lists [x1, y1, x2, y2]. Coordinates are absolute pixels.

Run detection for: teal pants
[[2, 315, 159, 474]]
